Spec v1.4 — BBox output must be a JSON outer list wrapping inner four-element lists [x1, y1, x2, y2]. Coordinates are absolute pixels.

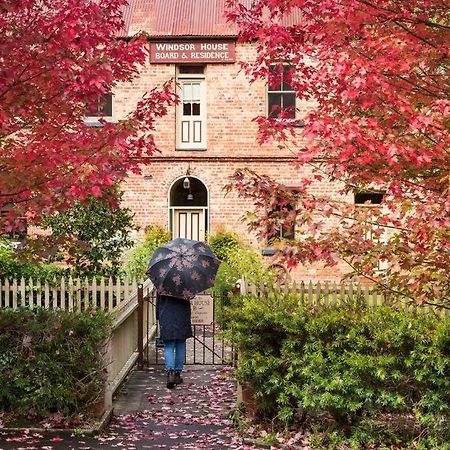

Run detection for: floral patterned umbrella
[[146, 238, 221, 300]]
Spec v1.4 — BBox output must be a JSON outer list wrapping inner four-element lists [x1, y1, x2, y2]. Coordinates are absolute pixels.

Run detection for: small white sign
[[191, 294, 214, 325]]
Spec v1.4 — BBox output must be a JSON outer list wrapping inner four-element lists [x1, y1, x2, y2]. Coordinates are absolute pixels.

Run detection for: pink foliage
[[0, 0, 177, 230], [226, 0, 450, 306]]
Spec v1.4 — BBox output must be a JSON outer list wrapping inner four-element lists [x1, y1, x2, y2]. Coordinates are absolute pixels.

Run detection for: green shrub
[[122, 224, 171, 280], [0, 307, 112, 424], [0, 239, 64, 281], [209, 231, 241, 260], [208, 231, 270, 294], [225, 295, 450, 447], [42, 194, 137, 277]]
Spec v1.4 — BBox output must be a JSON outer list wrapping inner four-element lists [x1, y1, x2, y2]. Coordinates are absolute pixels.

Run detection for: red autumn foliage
[[0, 0, 177, 232], [226, 0, 450, 306]]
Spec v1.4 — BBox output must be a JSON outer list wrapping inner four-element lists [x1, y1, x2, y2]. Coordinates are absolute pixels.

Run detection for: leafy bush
[[122, 224, 171, 280], [0, 239, 64, 281], [208, 231, 269, 294], [42, 194, 137, 277], [225, 295, 450, 448], [209, 231, 241, 260], [0, 307, 112, 425]]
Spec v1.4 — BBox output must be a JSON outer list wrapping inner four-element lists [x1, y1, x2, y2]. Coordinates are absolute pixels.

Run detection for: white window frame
[[267, 64, 297, 120], [354, 193, 388, 272], [176, 66, 207, 150], [84, 92, 115, 127]]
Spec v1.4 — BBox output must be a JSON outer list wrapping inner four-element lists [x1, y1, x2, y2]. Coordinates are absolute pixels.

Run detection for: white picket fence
[[0, 276, 138, 311], [239, 279, 388, 305], [238, 279, 449, 314]]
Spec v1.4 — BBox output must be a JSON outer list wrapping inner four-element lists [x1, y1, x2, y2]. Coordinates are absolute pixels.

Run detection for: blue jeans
[[163, 339, 186, 372]]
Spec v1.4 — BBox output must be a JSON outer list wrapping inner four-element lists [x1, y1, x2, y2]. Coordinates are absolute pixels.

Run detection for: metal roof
[[122, 0, 239, 37], [122, 0, 301, 38]]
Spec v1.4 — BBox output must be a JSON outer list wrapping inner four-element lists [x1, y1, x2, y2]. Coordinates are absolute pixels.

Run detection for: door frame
[[167, 176, 210, 241]]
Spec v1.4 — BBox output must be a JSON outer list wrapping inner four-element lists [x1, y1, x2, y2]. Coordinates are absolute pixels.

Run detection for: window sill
[[262, 247, 277, 256], [83, 117, 117, 127], [269, 118, 305, 128], [175, 148, 207, 152]]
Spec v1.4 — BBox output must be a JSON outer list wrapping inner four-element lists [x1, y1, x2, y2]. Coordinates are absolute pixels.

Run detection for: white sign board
[[191, 294, 214, 325]]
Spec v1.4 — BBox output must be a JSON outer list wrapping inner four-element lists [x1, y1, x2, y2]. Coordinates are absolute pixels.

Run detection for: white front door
[[174, 209, 205, 241]]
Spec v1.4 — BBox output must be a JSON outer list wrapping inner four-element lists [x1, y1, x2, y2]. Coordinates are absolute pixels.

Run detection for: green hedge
[[122, 224, 171, 280], [225, 295, 450, 448], [208, 231, 270, 295], [0, 308, 112, 425]]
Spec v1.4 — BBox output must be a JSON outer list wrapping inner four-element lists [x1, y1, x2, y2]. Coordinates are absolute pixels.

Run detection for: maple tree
[[0, 0, 176, 233], [226, 0, 450, 306]]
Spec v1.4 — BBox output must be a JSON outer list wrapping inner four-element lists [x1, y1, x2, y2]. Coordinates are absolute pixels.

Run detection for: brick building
[[105, 0, 350, 281]]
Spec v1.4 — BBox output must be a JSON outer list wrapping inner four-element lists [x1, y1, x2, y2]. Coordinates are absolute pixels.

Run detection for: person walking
[[156, 292, 193, 389], [147, 238, 220, 389]]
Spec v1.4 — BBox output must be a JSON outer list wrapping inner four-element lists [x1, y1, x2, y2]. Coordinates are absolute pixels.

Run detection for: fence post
[[137, 283, 144, 370]]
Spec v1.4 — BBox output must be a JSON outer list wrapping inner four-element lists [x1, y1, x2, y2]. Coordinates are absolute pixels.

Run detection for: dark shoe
[[166, 370, 175, 389], [174, 371, 183, 384]]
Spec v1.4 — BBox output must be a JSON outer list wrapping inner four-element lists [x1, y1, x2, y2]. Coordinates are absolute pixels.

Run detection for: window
[[0, 206, 27, 248], [354, 192, 383, 240], [179, 65, 205, 75], [267, 203, 296, 245], [354, 192, 387, 271], [354, 192, 383, 206], [176, 65, 206, 150], [85, 93, 113, 118], [268, 65, 296, 119]]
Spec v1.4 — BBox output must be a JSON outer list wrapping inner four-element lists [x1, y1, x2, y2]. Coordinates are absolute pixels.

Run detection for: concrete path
[[0, 365, 262, 450]]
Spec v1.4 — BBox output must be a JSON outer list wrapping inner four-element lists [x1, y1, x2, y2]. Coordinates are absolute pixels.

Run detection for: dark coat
[[156, 294, 193, 341]]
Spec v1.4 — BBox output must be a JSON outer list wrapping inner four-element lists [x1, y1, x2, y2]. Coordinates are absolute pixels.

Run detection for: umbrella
[[146, 238, 221, 300]]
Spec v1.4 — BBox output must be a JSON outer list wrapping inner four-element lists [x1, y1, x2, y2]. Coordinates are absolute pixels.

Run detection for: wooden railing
[[104, 280, 156, 413]]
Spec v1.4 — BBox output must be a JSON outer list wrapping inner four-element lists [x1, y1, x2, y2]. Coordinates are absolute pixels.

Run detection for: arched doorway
[[168, 176, 208, 241]]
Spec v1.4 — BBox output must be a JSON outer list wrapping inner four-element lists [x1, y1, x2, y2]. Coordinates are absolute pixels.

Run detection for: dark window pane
[[85, 101, 98, 116], [183, 102, 192, 116], [282, 223, 295, 240], [267, 203, 296, 243], [268, 93, 282, 118], [192, 102, 200, 115], [86, 93, 112, 116], [282, 93, 296, 118], [355, 192, 384, 204], [98, 93, 113, 116], [179, 65, 205, 74], [268, 65, 282, 91], [282, 66, 294, 91]]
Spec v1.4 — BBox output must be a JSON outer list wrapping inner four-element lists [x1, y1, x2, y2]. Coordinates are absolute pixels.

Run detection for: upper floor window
[[176, 65, 206, 151], [268, 65, 296, 119], [85, 93, 113, 118], [354, 192, 383, 206]]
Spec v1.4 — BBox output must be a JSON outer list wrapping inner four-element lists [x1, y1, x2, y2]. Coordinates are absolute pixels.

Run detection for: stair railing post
[[137, 283, 144, 369]]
